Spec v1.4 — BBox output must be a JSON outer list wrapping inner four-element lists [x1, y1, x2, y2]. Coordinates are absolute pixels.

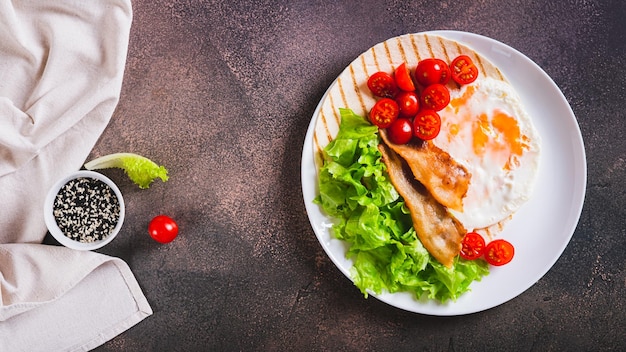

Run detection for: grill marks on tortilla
[[383, 41, 393, 66], [437, 36, 452, 63], [424, 34, 434, 58], [337, 77, 348, 114], [313, 92, 340, 161], [395, 37, 408, 63], [319, 110, 332, 141], [349, 64, 368, 114], [473, 53, 487, 79], [409, 35, 422, 62], [327, 93, 339, 135], [360, 55, 371, 76], [369, 47, 381, 71]]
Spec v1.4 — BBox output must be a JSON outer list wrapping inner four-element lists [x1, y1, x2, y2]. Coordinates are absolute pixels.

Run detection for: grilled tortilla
[[313, 33, 511, 265], [313, 33, 506, 161]]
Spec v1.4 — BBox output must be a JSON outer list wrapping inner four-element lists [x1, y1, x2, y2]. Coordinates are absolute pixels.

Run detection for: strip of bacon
[[378, 143, 465, 267], [379, 129, 470, 212]]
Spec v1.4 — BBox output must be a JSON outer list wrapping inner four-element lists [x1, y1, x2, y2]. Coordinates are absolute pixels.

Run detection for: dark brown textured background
[[88, 0, 624, 350]]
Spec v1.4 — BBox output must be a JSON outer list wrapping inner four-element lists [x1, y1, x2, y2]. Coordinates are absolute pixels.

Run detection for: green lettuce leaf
[[314, 108, 489, 303], [84, 152, 169, 189]]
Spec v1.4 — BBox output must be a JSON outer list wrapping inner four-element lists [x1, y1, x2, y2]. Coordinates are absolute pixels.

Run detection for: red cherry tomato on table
[[414, 58, 451, 86], [367, 71, 398, 98], [413, 109, 441, 141], [451, 55, 479, 85], [420, 84, 450, 111], [395, 91, 420, 118], [485, 239, 515, 266], [386, 118, 413, 145], [460, 232, 486, 260], [369, 98, 399, 128], [394, 62, 416, 92], [148, 215, 179, 243]]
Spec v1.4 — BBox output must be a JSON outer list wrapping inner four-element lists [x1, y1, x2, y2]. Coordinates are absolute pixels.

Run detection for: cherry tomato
[[394, 62, 415, 92], [413, 109, 441, 140], [485, 239, 515, 266], [367, 71, 398, 98], [420, 84, 450, 111], [460, 232, 486, 260], [148, 215, 179, 243], [414, 58, 451, 86], [387, 118, 413, 145], [369, 98, 399, 128], [395, 91, 420, 118], [451, 55, 479, 85]]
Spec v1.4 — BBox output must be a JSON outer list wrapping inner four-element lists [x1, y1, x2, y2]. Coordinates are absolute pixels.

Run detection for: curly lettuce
[[314, 108, 488, 303]]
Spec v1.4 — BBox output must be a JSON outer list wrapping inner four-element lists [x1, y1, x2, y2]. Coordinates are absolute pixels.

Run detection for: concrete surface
[[89, 0, 624, 350]]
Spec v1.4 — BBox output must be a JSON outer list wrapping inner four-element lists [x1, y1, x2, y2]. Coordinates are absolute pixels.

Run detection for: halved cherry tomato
[[413, 109, 441, 140], [451, 55, 479, 85], [148, 215, 179, 244], [395, 91, 420, 118], [394, 62, 415, 92], [460, 232, 486, 260], [485, 239, 515, 266], [387, 118, 413, 145], [420, 84, 450, 111], [369, 98, 399, 128], [367, 71, 398, 98], [414, 58, 451, 86]]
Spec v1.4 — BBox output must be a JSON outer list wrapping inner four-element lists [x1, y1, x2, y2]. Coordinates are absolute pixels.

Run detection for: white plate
[[301, 31, 586, 315]]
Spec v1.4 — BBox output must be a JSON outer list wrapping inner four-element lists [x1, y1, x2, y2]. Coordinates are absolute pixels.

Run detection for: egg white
[[433, 77, 541, 231]]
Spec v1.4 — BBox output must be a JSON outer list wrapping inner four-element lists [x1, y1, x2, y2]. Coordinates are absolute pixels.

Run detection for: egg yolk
[[448, 84, 527, 171], [492, 110, 525, 170], [449, 85, 475, 114]]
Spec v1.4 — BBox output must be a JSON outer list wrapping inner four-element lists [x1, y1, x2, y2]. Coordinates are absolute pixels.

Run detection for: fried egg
[[433, 77, 541, 231]]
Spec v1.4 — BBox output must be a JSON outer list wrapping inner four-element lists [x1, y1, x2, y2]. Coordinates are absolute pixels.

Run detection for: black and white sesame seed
[[53, 177, 121, 243]]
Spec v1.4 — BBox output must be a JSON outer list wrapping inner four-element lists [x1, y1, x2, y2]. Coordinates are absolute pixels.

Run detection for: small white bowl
[[44, 170, 125, 250]]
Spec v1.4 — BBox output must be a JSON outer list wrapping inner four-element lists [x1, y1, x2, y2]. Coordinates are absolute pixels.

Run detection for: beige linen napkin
[[0, 0, 152, 350]]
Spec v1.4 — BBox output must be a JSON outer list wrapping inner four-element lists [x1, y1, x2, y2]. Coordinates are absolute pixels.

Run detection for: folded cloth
[[0, 0, 152, 350], [0, 244, 152, 351]]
